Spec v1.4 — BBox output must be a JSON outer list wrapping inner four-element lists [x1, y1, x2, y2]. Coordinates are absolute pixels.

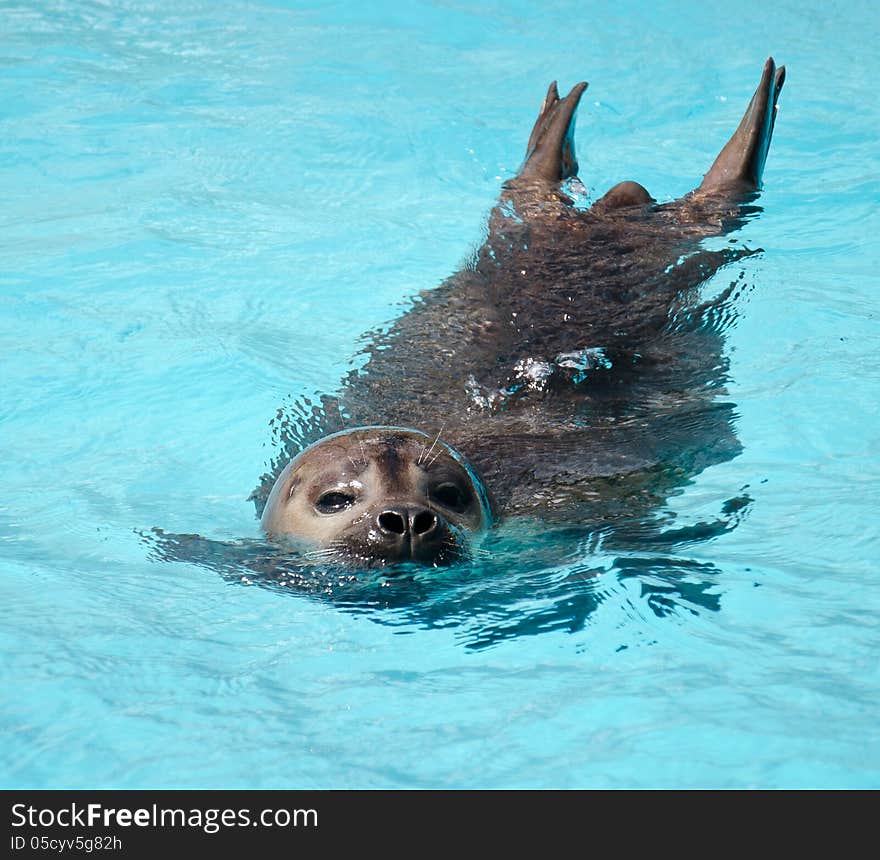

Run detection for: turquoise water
[[2, 0, 878, 789]]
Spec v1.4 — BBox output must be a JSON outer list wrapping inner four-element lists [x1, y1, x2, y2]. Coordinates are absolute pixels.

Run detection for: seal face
[[261, 427, 493, 567]]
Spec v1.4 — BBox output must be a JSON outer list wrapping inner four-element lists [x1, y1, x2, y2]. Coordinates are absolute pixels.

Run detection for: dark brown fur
[[149, 60, 786, 585], [255, 60, 785, 535]]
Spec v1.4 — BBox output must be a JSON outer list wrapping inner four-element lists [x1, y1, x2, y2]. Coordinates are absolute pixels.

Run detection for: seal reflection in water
[[253, 58, 786, 569]]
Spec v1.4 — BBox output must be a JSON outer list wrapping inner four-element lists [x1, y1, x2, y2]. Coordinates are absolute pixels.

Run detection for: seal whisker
[[424, 424, 445, 468], [300, 547, 336, 561]]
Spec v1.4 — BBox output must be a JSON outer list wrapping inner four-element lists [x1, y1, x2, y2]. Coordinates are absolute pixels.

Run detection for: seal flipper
[[697, 57, 786, 197], [515, 80, 589, 184]]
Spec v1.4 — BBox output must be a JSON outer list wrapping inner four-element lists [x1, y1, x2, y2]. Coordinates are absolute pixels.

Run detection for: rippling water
[[2, 0, 878, 788]]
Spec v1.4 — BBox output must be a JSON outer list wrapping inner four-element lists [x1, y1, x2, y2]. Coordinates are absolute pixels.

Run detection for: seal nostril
[[412, 510, 437, 536], [378, 511, 406, 535]]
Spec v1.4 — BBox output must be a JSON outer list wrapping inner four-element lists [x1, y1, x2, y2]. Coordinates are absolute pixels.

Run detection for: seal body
[[258, 59, 786, 566]]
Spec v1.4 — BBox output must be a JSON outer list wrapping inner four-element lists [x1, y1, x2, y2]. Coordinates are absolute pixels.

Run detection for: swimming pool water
[[2, 0, 878, 788]]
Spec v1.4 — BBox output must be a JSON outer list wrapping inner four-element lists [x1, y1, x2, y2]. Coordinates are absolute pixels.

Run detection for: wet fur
[[150, 59, 785, 594], [254, 60, 785, 532]]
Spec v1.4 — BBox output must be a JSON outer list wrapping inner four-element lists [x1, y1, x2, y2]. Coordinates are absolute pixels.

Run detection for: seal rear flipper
[[513, 80, 589, 185], [697, 57, 786, 198]]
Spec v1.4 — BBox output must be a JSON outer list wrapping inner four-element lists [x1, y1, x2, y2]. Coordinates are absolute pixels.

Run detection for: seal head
[[261, 427, 493, 567]]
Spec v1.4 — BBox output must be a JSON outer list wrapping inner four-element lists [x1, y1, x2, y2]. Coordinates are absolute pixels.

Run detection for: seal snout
[[378, 507, 439, 538], [376, 505, 446, 561]]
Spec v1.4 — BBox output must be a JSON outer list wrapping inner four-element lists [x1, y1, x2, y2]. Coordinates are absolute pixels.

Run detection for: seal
[[252, 58, 786, 568]]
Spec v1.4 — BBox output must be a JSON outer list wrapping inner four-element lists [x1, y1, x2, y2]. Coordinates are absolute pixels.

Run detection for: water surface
[[2, 0, 878, 788]]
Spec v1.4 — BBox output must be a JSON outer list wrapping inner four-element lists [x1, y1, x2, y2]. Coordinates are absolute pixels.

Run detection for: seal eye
[[431, 482, 471, 512], [315, 491, 356, 514]]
